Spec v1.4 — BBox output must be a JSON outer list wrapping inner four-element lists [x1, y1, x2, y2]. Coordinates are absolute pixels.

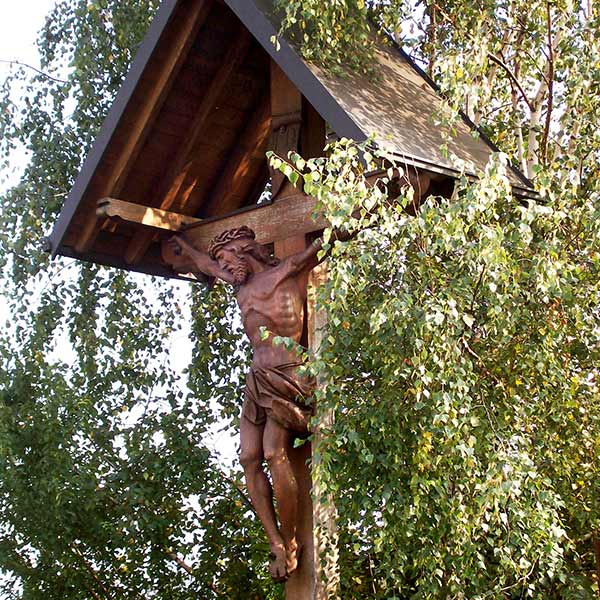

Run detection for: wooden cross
[[94, 59, 432, 599], [95, 61, 338, 598]]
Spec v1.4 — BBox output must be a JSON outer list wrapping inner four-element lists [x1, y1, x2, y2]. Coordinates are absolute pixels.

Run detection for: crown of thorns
[[208, 226, 256, 260]]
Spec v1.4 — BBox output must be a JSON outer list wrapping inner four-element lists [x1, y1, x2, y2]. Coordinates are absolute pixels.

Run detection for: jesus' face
[[214, 240, 253, 285]]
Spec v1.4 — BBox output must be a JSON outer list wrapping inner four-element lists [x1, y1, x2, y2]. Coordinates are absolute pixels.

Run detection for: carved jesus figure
[[170, 226, 325, 582]]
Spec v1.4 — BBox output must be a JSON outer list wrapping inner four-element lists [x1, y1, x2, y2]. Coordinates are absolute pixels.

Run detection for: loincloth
[[242, 362, 315, 434]]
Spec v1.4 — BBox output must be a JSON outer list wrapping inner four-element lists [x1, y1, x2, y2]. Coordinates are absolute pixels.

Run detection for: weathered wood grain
[[97, 197, 202, 231], [125, 26, 253, 264], [161, 192, 328, 271], [74, 0, 213, 253]]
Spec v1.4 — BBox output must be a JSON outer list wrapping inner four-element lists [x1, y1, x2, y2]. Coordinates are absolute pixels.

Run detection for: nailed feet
[[269, 540, 301, 582]]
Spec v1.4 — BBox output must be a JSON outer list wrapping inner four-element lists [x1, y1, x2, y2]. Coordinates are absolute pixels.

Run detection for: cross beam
[[96, 193, 328, 275], [97, 197, 202, 231]]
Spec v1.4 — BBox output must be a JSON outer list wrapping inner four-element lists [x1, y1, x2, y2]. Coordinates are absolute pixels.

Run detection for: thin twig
[[461, 337, 504, 388], [541, 2, 555, 163], [167, 552, 194, 575], [221, 471, 256, 516], [427, 2, 534, 111], [0, 59, 68, 84], [594, 534, 600, 599], [167, 552, 225, 596], [484, 52, 534, 112], [69, 546, 111, 599]]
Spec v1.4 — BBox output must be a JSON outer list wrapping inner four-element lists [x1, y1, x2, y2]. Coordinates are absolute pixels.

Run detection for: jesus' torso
[[235, 262, 307, 369]]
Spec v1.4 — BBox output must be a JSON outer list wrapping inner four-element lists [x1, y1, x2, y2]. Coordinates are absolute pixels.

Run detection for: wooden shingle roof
[[49, 0, 534, 279]]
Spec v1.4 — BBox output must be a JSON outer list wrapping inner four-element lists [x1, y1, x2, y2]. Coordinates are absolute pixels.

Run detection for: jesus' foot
[[285, 539, 301, 576], [269, 544, 288, 582], [269, 539, 302, 582]]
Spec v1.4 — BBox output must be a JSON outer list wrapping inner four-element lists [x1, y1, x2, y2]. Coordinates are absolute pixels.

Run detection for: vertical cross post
[[308, 263, 340, 600], [271, 58, 339, 599]]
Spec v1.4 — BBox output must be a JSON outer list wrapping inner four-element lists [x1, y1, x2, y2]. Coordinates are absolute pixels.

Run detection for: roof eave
[[48, 0, 181, 258]]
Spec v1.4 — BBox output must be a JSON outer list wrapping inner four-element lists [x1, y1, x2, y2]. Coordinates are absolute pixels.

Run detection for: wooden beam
[[271, 60, 302, 116], [308, 263, 341, 600], [161, 192, 327, 268], [269, 60, 302, 199], [300, 99, 326, 159], [199, 93, 271, 217], [97, 198, 202, 231], [125, 27, 253, 265], [74, 0, 214, 254], [159, 167, 433, 272]]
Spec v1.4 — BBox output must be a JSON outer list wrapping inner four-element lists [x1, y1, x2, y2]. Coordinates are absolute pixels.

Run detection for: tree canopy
[[1, 1, 599, 599]]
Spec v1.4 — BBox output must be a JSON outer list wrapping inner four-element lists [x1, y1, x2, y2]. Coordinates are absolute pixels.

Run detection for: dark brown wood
[[301, 98, 326, 159], [163, 226, 331, 585], [74, 0, 214, 253], [270, 60, 303, 199], [286, 442, 315, 599], [160, 192, 327, 270], [200, 93, 271, 217], [273, 234, 316, 599], [125, 26, 253, 264], [50, 0, 536, 282]]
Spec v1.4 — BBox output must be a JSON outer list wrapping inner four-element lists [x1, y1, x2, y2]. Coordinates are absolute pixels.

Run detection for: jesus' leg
[[263, 418, 300, 579], [239, 416, 287, 581]]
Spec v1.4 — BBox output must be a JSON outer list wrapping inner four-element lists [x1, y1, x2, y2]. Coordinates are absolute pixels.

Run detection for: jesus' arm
[[168, 236, 236, 284], [285, 228, 354, 276]]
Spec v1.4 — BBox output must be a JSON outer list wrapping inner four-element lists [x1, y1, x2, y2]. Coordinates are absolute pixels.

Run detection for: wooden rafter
[[199, 93, 271, 217], [74, 0, 214, 254], [124, 26, 253, 265]]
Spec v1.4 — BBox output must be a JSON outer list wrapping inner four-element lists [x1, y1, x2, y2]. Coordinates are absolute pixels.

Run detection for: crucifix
[[156, 62, 342, 595], [49, 0, 526, 595], [170, 225, 323, 582], [95, 60, 430, 593]]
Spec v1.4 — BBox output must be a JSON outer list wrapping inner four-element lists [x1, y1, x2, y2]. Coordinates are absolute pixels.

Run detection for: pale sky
[[0, 1, 58, 79], [0, 1, 59, 190]]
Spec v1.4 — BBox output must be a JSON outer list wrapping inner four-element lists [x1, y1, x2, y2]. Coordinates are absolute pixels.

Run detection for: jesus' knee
[[240, 450, 262, 475], [263, 445, 287, 468]]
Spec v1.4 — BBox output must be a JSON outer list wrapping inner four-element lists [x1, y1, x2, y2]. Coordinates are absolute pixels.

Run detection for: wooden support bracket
[[97, 198, 202, 231]]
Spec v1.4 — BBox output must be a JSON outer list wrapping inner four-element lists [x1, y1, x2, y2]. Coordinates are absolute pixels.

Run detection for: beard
[[230, 260, 250, 285]]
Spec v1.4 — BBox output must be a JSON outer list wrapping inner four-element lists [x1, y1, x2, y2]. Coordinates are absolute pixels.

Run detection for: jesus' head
[[208, 226, 279, 285]]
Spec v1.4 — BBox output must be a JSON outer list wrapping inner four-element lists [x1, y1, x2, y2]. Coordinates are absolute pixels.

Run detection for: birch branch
[[0, 59, 68, 84]]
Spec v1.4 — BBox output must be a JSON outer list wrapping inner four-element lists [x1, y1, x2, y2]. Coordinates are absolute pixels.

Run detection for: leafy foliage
[[0, 1, 278, 598], [277, 139, 600, 597], [1, 0, 599, 599]]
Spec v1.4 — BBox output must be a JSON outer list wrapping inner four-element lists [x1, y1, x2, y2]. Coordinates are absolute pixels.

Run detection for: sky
[[0, 1, 58, 81], [0, 1, 59, 188]]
